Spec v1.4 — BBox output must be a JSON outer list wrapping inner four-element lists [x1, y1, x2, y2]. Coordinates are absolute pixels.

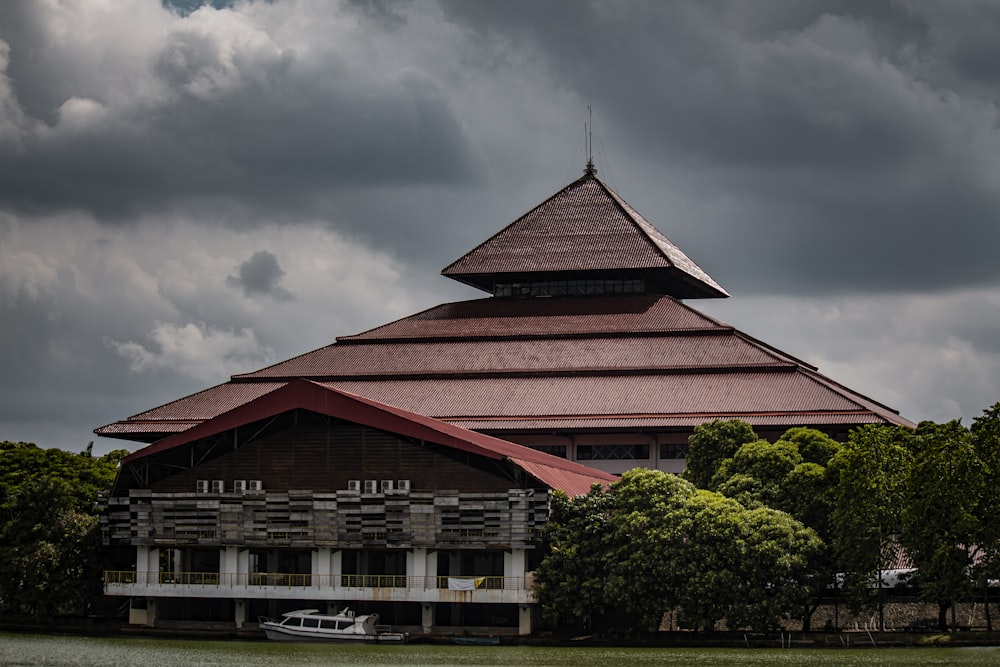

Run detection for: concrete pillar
[[331, 550, 342, 588], [136, 546, 148, 583], [136, 546, 160, 584], [236, 548, 250, 586], [421, 603, 434, 635], [504, 548, 526, 579], [315, 548, 332, 588], [518, 604, 532, 636], [234, 599, 247, 629], [410, 548, 427, 588], [425, 550, 438, 588], [221, 546, 238, 586], [146, 598, 158, 627]]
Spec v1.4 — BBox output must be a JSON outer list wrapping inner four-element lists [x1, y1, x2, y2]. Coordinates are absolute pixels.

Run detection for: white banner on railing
[[447, 577, 485, 590]]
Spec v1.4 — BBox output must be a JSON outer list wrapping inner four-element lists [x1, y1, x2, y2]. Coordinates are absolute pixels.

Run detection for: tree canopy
[[683, 419, 758, 490], [535, 468, 821, 633], [0, 441, 125, 618], [903, 420, 983, 630]]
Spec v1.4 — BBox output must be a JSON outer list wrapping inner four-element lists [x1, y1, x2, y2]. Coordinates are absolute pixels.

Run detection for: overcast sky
[[2, 0, 999, 455]]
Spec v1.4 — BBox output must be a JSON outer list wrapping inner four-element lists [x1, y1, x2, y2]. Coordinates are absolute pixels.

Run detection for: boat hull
[[261, 623, 407, 643]]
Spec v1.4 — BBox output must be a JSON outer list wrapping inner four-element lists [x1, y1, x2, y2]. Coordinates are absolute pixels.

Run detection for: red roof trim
[[123, 379, 616, 492]]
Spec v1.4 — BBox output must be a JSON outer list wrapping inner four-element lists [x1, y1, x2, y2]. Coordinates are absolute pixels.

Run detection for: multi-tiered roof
[[97, 168, 911, 446]]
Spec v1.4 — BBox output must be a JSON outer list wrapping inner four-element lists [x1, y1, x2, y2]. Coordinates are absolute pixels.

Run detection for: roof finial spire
[[584, 105, 596, 176]]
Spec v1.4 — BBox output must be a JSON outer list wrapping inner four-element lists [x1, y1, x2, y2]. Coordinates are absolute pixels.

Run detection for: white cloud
[[108, 320, 272, 382]]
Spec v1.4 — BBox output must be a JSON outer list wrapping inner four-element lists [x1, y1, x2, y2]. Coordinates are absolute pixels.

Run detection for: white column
[[136, 546, 149, 583], [504, 548, 526, 579], [410, 548, 427, 588], [221, 546, 239, 585], [518, 605, 532, 636], [146, 598, 158, 627], [234, 599, 247, 629], [137, 546, 159, 584], [315, 548, 332, 588], [425, 549, 438, 588], [331, 550, 342, 589], [421, 603, 434, 635], [236, 548, 250, 585]]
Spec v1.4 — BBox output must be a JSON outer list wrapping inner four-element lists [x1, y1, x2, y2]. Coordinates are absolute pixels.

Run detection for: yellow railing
[[103, 571, 527, 590], [339, 574, 408, 588]]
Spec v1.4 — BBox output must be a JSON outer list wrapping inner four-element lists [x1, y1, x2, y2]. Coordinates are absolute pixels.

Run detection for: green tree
[[711, 428, 842, 630], [684, 420, 758, 490], [0, 442, 123, 618], [714, 438, 802, 508], [971, 403, 1000, 630], [534, 484, 619, 628], [536, 469, 821, 633], [603, 469, 696, 630], [902, 420, 983, 631], [830, 425, 912, 623]]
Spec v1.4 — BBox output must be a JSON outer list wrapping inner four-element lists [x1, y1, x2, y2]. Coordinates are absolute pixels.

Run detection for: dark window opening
[[576, 444, 650, 461], [494, 279, 645, 298], [659, 443, 689, 459]]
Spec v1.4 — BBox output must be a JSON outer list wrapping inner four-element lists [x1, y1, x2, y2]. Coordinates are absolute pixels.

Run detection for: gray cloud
[[1, 0, 998, 454], [438, 0, 1000, 297], [0, 1, 481, 223], [227, 250, 294, 300]]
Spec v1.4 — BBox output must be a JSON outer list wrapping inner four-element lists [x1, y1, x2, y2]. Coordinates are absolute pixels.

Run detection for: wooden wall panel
[[150, 422, 519, 494]]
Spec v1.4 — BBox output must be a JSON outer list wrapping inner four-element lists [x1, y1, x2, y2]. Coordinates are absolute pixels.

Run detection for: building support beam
[[234, 599, 247, 629], [137, 545, 159, 579], [518, 604, 532, 636], [421, 603, 434, 635], [146, 598, 158, 627], [504, 548, 525, 580]]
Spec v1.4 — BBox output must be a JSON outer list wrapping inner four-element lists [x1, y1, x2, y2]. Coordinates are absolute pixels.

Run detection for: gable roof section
[[441, 172, 728, 299], [124, 379, 616, 497]]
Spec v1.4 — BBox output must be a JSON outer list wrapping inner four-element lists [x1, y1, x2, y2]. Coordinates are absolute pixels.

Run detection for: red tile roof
[[96, 293, 912, 441], [96, 169, 912, 449], [236, 334, 793, 379], [441, 173, 728, 299], [337, 295, 722, 341], [310, 373, 883, 418]]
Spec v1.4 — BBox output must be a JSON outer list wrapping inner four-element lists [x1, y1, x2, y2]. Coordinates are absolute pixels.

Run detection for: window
[[302, 617, 320, 628], [494, 279, 645, 298], [576, 444, 649, 461], [659, 443, 689, 459]]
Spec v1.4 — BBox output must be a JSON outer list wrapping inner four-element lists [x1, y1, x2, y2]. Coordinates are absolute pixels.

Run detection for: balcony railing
[[103, 571, 527, 590]]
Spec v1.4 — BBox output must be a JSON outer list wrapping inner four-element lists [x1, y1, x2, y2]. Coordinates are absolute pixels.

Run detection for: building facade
[[98, 165, 912, 633], [101, 380, 614, 634]]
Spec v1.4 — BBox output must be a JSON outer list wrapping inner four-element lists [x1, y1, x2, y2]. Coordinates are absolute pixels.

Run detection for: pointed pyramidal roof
[[442, 168, 729, 299]]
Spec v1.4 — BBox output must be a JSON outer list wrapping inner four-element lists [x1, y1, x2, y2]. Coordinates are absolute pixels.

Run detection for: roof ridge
[[594, 177, 729, 297]]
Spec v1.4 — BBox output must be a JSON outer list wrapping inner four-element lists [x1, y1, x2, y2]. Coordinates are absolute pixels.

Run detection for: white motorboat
[[259, 607, 408, 643]]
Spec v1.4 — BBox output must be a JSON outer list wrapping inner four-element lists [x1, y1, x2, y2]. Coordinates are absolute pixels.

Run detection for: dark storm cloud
[[439, 0, 1000, 297], [0, 1, 480, 222], [227, 250, 294, 300], [1, 0, 999, 452]]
